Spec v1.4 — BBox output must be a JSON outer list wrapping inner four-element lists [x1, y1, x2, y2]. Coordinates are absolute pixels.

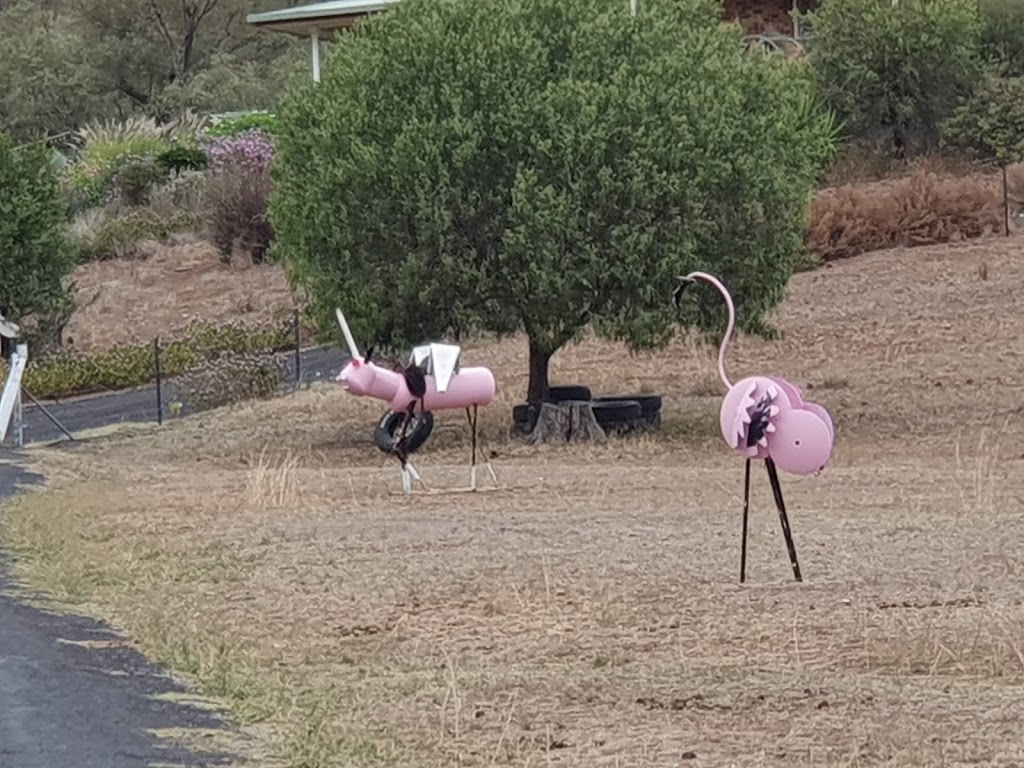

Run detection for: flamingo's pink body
[[336, 359, 496, 412], [682, 272, 835, 476], [720, 375, 834, 476]]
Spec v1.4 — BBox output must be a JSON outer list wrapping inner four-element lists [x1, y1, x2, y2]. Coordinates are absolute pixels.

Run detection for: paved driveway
[[0, 455, 233, 767]]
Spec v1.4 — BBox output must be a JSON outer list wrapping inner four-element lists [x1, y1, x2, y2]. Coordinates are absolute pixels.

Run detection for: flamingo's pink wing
[[720, 376, 792, 459], [768, 409, 835, 476], [768, 376, 804, 407], [800, 401, 834, 444]]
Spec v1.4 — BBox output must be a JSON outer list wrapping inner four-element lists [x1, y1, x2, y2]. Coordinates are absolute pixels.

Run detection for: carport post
[[311, 29, 321, 82]]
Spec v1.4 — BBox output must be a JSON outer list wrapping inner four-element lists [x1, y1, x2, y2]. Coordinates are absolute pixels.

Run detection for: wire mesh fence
[[12, 337, 349, 446]]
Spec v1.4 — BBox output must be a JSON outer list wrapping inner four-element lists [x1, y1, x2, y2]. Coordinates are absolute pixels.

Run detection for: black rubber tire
[[512, 403, 539, 434], [547, 385, 593, 403], [593, 394, 662, 415], [373, 409, 435, 454], [590, 399, 643, 428], [512, 403, 534, 424]]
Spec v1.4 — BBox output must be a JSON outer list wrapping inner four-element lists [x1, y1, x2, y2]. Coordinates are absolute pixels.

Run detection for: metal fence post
[[1003, 164, 1010, 238], [154, 336, 163, 426], [293, 308, 301, 383]]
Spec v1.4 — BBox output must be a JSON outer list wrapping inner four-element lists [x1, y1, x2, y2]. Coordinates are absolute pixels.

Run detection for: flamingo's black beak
[[673, 276, 695, 307]]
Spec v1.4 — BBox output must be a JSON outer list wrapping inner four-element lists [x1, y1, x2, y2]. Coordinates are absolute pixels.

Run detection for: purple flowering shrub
[[201, 129, 275, 172], [201, 129, 275, 262]]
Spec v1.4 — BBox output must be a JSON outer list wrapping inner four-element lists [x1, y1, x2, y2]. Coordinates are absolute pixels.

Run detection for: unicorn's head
[[334, 308, 378, 396]]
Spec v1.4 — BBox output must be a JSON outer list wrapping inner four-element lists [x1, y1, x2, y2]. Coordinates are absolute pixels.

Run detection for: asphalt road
[[19, 344, 349, 444], [0, 453, 232, 767]]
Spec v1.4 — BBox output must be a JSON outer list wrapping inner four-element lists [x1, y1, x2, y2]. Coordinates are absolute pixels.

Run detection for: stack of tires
[[512, 385, 662, 436], [371, 385, 664, 452]]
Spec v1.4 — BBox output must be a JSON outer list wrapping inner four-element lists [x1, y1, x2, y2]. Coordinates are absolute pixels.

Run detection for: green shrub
[[4, 320, 295, 400], [942, 75, 1024, 164], [71, 208, 202, 262], [0, 133, 76, 323], [156, 145, 209, 175], [810, 0, 984, 156], [108, 155, 171, 206], [980, 0, 1024, 76], [64, 116, 187, 213], [204, 112, 277, 138], [206, 156, 273, 263], [270, 0, 839, 404], [147, 171, 208, 218]]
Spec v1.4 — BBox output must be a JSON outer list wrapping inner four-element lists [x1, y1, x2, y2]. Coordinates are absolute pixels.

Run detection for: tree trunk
[[526, 401, 606, 445], [0, 305, 11, 360], [526, 338, 552, 405]]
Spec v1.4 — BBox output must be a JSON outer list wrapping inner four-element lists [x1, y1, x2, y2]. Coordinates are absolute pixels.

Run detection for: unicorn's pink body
[[332, 307, 499, 494], [337, 358, 496, 412]]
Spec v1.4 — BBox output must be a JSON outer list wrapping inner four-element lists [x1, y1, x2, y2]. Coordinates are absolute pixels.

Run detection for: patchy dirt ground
[[66, 236, 296, 352], [5, 233, 1024, 767]]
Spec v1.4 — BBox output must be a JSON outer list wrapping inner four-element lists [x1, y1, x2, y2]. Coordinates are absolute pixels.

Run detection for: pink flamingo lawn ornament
[[673, 272, 835, 583], [333, 308, 500, 494]]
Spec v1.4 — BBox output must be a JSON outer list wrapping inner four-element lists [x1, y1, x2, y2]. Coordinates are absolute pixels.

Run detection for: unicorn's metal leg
[[406, 460, 424, 487], [393, 407, 418, 494], [765, 458, 802, 582], [740, 458, 751, 584], [466, 405, 478, 490]]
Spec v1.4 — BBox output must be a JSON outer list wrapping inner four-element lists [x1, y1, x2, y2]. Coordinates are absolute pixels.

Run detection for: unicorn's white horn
[[335, 308, 361, 360]]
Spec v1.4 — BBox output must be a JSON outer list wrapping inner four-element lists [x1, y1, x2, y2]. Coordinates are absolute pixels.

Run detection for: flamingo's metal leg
[[740, 458, 751, 584], [765, 458, 802, 582]]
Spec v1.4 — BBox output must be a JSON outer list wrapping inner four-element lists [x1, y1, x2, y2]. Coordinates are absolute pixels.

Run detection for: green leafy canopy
[[0, 133, 75, 322], [270, 0, 838, 401], [809, 0, 984, 156]]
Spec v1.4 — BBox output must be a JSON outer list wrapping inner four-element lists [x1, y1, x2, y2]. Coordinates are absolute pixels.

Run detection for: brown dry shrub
[[806, 170, 1003, 262]]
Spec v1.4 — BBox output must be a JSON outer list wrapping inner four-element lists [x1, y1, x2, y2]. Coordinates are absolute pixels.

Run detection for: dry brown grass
[[5, 234, 1024, 767], [65, 236, 296, 352], [806, 169, 1014, 262]]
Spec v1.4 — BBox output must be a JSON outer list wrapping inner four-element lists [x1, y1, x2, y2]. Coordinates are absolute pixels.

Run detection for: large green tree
[[0, 4, 106, 140], [0, 133, 75, 324], [979, 0, 1024, 77], [0, 0, 305, 140], [270, 0, 838, 404], [810, 0, 983, 157]]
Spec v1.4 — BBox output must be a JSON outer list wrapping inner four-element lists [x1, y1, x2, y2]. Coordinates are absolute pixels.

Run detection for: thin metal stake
[[154, 336, 163, 426], [21, 388, 74, 442], [740, 458, 751, 583], [765, 458, 802, 582]]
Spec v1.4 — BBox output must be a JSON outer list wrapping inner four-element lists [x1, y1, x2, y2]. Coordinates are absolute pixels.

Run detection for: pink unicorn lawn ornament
[[673, 272, 835, 583], [333, 309, 499, 494]]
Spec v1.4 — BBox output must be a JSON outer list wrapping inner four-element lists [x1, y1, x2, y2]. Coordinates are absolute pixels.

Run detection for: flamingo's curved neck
[[686, 271, 735, 390]]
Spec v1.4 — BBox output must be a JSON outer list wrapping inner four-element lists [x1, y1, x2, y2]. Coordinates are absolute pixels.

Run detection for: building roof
[[246, 0, 399, 37]]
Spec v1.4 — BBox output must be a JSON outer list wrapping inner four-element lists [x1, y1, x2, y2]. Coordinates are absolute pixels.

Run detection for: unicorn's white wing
[[429, 343, 461, 393]]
